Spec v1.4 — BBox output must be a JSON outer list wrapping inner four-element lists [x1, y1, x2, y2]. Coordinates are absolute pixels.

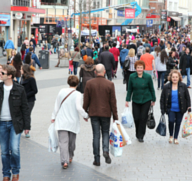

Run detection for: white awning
[[170, 16, 181, 21]]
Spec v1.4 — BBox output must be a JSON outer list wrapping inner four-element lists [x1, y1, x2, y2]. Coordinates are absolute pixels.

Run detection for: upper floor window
[[41, 0, 68, 6], [12, 0, 30, 7]]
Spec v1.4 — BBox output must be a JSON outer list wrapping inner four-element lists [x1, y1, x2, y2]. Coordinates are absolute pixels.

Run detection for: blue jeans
[[144, 70, 153, 77], [73, 62, 79, 75], [182, 68, 190, 87], [54, 48, 56, 53], [91, 117, 110, 163], [17, 47, 21, 54], [157, 71, 166, 89], [38, 40, 41, 47], [0, 121, 21, 178], [16, 77, 20, 83], [168, 111, 184, 139]]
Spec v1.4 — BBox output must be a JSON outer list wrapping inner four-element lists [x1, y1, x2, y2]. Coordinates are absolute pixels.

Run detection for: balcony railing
[[12, 0, 30, 7]]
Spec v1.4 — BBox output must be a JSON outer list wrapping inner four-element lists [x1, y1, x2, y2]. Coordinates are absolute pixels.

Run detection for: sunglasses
[[1, 72, 7, 75]]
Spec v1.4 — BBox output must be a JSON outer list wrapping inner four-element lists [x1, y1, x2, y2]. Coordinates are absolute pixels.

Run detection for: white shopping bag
[[48, 123, 58, 153], [109, 122, 123, 157], [121, 108, 134, 128]]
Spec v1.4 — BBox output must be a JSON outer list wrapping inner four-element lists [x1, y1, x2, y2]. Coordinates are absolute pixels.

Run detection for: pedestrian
[[24, 52, 36, 72], [21, 41, 26, 61], [123, 48, 137, 91], [164, 51, 178, 84], [17, 35, 22, 54], [160, 70, 191, 144], [93, 46, 99, 64], [79, 56, 96, 93], [109, 43, 120, 78], [137, 43, 145, 59], [51, 75, 88, 169], [51, 36, 58, 54], [100, 45, 115, 81], [0, 65, 30, 181], [140, 47, 155, 77], [83, 64, 118, 166], [160, 40, 165, 50], [70, 47, 81, 75], [180, 47, 192, 88], [24, 37, 29, 46], [125, 60, 156, 142], [86, 44, 93, 58], [4, 37, 15, 61], [20, 64, 38, 138], [120, 43, 129, 67], [165, 43, 171, 56], [156, 49, 168, 90], [8, 49, 16, 64], [38, 32, 42, 47], [10, 53, 22, 82]]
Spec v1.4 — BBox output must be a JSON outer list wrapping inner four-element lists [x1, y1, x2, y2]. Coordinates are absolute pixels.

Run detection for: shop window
[[41, 0, 68, 6]]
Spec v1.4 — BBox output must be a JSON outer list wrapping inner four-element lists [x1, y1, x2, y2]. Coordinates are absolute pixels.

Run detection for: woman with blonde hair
[[160, 70, 191, 144], [123, 48, 138, 91], [8, 49, 16, 64]]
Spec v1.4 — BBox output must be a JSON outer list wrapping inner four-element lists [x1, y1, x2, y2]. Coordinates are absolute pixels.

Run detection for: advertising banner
[[0, 14, 10, 26], [161, 10, 167, 23], [146, 19, 153, 27], [125, 9, 135, 19], [117, 10, 124, 17]]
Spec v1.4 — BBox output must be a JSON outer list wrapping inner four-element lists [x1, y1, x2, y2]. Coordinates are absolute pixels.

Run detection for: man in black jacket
[[0, 65, 30, 181], [100, 45, 115, 81], [180, 47, 192, 88]]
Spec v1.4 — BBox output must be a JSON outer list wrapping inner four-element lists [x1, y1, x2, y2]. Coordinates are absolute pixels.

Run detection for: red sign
[[167, 17, 171, 22], [125, 9, 135, 19]]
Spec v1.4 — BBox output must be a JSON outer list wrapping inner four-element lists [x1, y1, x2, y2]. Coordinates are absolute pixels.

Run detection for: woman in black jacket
[[164, 51, 178, 84], [160, 70, 191, 144], [20, 64, 38, 138]]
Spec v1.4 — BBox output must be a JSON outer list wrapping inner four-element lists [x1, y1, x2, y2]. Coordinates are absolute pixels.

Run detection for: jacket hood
[[121, 49, 128, 54], [139, 45, 144, 49]]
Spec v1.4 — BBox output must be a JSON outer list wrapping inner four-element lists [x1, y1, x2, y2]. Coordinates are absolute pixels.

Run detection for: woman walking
[[20, 64, 38, 138], [70, 47, 81, 75], [123, 48, 137, 91], [79, 57, 96, 93], [11, 53, 22, 82], [160, 70, 191, 144], [51, 75, 88, 169], [24, 52, 36, 72], [155, 49, 168, 90], [125, 60, 156, 142]]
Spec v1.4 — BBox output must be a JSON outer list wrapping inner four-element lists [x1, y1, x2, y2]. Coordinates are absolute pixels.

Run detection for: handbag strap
[[57, 90, 75, 115], [72, 52, 78, 59]]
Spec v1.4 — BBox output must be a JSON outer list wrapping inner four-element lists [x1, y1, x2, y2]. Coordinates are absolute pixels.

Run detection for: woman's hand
[[125, 102, 129, 107], [188, 107, 191, 112], [51, 119, 55, 123], [151, 102, 155, 106]]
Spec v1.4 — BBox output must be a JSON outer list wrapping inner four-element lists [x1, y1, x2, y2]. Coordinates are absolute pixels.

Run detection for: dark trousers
[[168, 111, 184, 139], [28, 101, 35, 125], [125, 70, 135, 91], [132, 101, 151, 139], [106, 70, 112, 81], [91, 117, 110, 163], [73, 62, 79, 75], [157, 71, 166, 89]]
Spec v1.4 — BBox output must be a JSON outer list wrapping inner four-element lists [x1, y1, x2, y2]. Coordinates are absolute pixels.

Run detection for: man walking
[[0, 65, 30, 181], [83, 64, 118, 166], [100, 45, 115, 81], [4, 38, 15, 61], [180, 47, 192, 88], [140, 47, 156, 77]]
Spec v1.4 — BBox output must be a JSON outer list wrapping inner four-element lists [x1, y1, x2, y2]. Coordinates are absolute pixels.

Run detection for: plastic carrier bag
[[121, 108, 134, 128], [48, 123, 58, 153]]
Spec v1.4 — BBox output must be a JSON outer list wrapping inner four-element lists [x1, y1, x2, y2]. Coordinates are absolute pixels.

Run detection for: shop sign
[[125, 9, 135, 19], [117, 10, 124, 17], [146, 19, 153, 27], [15, 13, 23, 19], [167, 17, 171, 22], [0, 14, 10, 26], [168, 12, 179, 16], [161, 10, 167, 23]]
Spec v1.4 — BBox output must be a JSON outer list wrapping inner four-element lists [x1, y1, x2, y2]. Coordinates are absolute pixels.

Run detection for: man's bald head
[[95, 64, 105, 76]]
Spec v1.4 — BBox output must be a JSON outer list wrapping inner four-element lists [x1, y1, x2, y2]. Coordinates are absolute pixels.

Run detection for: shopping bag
[[156, 115, 166, 136], [48, 123, 59, 153], [182, 113, 192, 138], [147, 106, 156, 129], [109, 122, 123, 157], [121, 108, 134, 128]]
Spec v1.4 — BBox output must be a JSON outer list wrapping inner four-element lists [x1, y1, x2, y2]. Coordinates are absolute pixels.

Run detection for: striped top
[[128, 56, 138, 71]]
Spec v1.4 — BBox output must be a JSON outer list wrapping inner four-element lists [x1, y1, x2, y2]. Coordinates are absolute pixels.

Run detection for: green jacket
[[126, 72, 156, 104]]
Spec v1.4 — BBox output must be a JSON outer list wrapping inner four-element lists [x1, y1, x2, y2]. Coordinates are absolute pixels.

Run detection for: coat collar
[[167, 82, 183, 89], [132, 72, 147, 79], [0, 81, 18, 91]]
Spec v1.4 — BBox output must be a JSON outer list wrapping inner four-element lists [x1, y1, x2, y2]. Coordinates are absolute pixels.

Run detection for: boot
[[12, 174, 19, 181]]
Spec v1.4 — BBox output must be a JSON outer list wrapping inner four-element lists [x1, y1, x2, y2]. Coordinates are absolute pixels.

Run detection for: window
[[97, 2, 100, 9], [174, 3, 177, 11], [106, 0, 110, 6], [169, 2, 172, 11]]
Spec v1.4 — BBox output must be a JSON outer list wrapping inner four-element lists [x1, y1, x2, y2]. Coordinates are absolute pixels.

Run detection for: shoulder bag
[[123, 56, 130, 70], [76, 77, 83, 93], [147, 106, 156, 129], [69, 52, 78, 66]]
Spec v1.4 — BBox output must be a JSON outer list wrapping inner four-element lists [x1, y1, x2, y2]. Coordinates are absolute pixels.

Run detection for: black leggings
[[132, 101, 151, 139]]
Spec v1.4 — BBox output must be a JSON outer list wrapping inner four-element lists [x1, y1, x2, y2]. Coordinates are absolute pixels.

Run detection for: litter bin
[[39, 50, 50, 69]]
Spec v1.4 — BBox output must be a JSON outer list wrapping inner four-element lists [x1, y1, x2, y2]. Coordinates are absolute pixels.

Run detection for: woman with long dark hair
[[155, 49, 168, 90], [24, 52, 36, 72], [20, 64, 38, 138], [160, 40, 165, 50], [11, 53, 22, 82]]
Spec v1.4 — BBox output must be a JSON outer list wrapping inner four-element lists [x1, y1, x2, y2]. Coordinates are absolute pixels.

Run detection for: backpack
[[21, 43, 26, 51], [137, 47, 144, 57]]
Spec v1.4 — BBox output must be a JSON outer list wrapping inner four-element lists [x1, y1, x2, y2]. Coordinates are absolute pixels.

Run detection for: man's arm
[[83, 83, 90, 114], [111, 54, 116, 70], [33, 54, 42, 68], [21, 88, 31, 130], [110, 83, 118, 120], [152, 58, 156, 71]]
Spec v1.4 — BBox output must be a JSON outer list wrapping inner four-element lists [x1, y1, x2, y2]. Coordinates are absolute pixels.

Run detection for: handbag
[[147, 106, 156, 129], [123, 56, 130, 70], [76, 77, 83, 93], [156, 115, 167, 136]]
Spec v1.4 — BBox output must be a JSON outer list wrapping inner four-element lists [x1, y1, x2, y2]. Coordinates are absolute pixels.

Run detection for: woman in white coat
[[51, 75, 88, 169]]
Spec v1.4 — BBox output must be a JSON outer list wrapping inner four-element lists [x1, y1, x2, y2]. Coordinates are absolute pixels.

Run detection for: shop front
[[167, 12, 181, 27]]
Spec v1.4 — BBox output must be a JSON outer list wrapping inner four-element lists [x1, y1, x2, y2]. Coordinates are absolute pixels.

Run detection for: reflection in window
[[41, 0, 68, 6]]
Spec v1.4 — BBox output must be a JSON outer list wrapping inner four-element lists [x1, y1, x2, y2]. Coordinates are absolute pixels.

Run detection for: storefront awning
[[170, 16, 181, 21], [11, 6, 45, 14]]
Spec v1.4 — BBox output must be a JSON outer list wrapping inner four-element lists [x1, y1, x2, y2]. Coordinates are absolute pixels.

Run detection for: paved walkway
[[0, 50, 192, 181]]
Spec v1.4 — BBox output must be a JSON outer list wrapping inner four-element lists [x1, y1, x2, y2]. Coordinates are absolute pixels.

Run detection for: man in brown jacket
[[83, 64, 118, 166]]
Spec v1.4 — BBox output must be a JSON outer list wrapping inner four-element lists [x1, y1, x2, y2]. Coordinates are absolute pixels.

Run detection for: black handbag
[[147, 106, 156, 129], [156, 115, 167, 136], [123, 56, 130, 70], [76, 77, 83, 93]]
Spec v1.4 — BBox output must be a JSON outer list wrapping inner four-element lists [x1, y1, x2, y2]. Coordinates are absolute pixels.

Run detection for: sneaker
[[138, 138, 144, 143], [25, 133, 30, 138], [103, 152, 111, 164]]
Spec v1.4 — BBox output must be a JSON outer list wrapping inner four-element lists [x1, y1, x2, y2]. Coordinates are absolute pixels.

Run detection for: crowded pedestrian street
[[0, 52, 191, 181]]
